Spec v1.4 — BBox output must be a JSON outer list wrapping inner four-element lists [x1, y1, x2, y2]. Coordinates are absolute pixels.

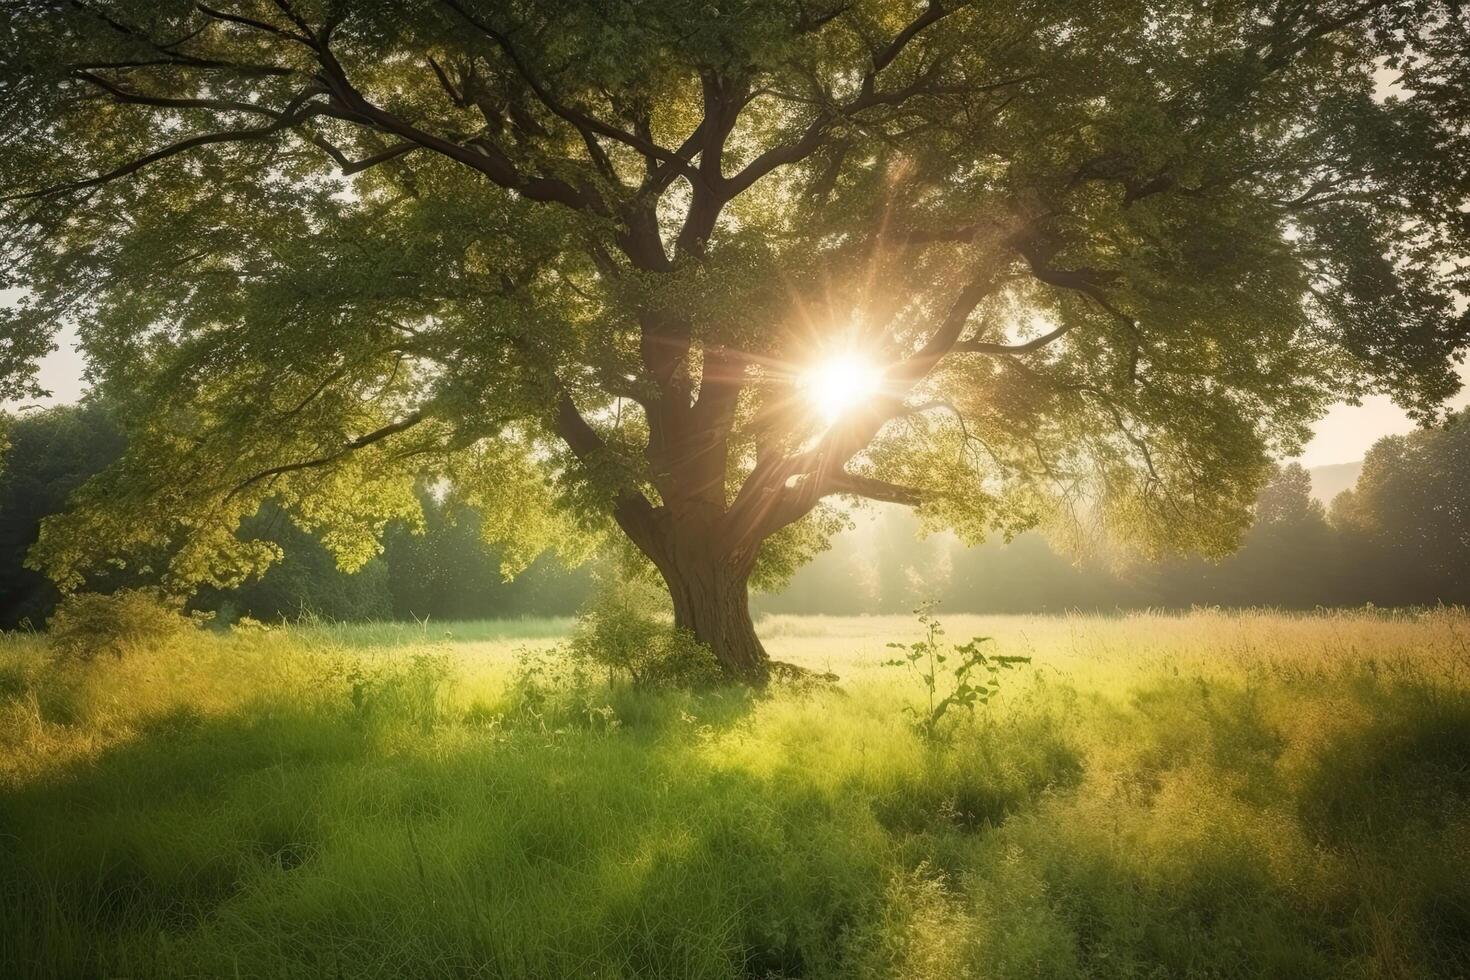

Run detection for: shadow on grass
[[1299, 691, 1470, 842], [0, 684, 880, 978]]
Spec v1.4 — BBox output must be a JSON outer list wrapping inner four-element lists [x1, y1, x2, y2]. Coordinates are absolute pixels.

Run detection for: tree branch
[[225, 410, 426, 498], [550, 387, 665, 556], [72, 69, 299, 118], [721, 2, 959, 197], [194, 2, 310, 45], [953, 321, 1072, 355], [2, 96, 325, 202], [891, 270, 1001, 383], [307, 39, 603, 212], [723, 264, 1003, 548], [826, 471, 928, 506], [301, 134, 421, 175], [438, 0, 703, 188], [869, 1, 949, 79]]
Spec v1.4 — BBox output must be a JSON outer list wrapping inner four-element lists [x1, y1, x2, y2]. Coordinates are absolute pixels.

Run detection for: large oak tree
[[2, 0, 1466, 679]]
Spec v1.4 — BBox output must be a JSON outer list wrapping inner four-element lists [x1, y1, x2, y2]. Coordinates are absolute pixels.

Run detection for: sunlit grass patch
[[2, 609, 1468, 978], [297, 615, 578, 650]]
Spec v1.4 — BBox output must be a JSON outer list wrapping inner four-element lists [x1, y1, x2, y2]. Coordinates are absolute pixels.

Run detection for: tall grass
[[293, 615, 578, 649], [2, 609, 1468, 978]]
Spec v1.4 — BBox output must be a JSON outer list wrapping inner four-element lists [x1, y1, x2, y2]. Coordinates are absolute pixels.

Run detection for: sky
[[8, 317, 1468, 468], [1300, 371, 1470, 466]]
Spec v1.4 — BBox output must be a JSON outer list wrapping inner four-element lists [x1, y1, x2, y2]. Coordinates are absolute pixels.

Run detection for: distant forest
[[2, 403, 1466, 627]]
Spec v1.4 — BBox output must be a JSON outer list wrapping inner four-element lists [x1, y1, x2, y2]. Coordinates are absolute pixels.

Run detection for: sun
[[802, 354, 884, 425]]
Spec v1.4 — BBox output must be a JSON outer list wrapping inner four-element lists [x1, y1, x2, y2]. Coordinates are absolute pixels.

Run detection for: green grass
[[2, 609, 1469, 978], [291, 615, 578, 649]]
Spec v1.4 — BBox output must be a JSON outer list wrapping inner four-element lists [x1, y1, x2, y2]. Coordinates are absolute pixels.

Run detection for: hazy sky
[[7, 316, 1467, 468], [1299, 370, 1470, 466]]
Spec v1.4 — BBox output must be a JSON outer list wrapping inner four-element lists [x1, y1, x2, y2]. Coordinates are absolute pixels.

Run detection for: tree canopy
[[1333, 410, 1470, 603], [2, 0, 1467, 676], [0, 402, 125, 626], [0, 403, 594, 628]]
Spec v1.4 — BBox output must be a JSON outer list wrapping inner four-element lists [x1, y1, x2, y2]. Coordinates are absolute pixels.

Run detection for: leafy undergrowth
[[2, 610, 1468, 978]]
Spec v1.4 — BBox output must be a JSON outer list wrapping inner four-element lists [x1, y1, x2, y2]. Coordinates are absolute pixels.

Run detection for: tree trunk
[[656, 549, 768, 684]]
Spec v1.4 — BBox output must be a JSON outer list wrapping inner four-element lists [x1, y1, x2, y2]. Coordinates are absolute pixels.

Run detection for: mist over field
[[3, 403, 1467, 631]]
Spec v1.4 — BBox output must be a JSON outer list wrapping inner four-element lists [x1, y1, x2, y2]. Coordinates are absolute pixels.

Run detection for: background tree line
[[2, 402, 1466, 628], [0, 402, 590, 628], [767, 418, 1469, 614]]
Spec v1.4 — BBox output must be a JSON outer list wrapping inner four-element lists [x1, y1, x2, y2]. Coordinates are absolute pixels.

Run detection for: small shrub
[[339, 651, 455, 733], [883, 601, 1030, 741], [230, 616, 274, 634], [640, 627, 727, 689], [503, 644, 607, 732], [47, 589, 207, 661], [569, 575, 724, 688]]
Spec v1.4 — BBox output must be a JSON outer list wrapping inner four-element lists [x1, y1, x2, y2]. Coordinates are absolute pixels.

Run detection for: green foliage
[[380, 487, 593, 621], [7, 401, 1469, 635], [1332, 410, 1470, 604], [0, 403, 126, 628], [763, 444, 1470, 614], [46, 588, 205, 662], [570, 575, 725, 688], [883, 602, 1030, 740], [0, 405, 594, 627], [342, 651, 455, 735], [503, 642, 597, 731], [2, 0, 1465, 656], [212, 503, 394, 622]]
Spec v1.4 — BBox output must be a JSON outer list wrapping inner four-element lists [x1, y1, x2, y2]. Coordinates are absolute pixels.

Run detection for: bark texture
[[639, 522, 768, 684], [661, 557, 766, 683]]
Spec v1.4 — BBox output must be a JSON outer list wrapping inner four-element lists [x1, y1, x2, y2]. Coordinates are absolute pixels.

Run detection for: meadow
[[2, 609, 1469, 979]]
